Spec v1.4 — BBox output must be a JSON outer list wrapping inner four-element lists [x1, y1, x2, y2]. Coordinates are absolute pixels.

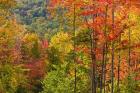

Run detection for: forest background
[[0, 0, 140, 93]]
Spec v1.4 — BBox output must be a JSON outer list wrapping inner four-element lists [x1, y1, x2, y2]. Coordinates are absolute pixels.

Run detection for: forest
[[0, 0, 140, 93]]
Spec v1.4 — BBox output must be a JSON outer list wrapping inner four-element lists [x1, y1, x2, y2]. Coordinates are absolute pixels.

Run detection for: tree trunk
[[117, 35, 121, 93], [102, 5, 108, 93], [73, 4, 77, 93], [111, 1, 115, 93]]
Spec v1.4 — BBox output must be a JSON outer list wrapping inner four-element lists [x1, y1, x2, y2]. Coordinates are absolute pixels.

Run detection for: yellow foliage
[[0, 19, 25, 47], [23, 33, 39, 44], [0, 0, 16, 9], [0, 17, 26, 63], [122, 7, 140, 44], [50, 31, 73, 54]]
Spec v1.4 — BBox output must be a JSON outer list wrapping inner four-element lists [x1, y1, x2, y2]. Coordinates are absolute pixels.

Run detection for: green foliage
[[41, 65, 74, 93], [107, 74, 139, 93], [122, 74, 138, 93], [0, 64, 27, 93], [47, 31, 73, 69], [31, 41, 40, 58], [28, 17, 49, 38], [21, 33, 41, 59], [47, 47, 62, 70], [42, 29, 91, 93], [41, 64, 90, 93], [76, 29, 91, 45], [0, 0, 140, 93], [0, 0, 16, 9]]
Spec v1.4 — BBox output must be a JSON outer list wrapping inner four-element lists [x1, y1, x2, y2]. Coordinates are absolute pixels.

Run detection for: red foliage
[[41, 40, 49, 49], [98, 0, 112, 4], [24, 59, 46, 79], [48, 0, 139, 83], [80, 8, 105, 16]]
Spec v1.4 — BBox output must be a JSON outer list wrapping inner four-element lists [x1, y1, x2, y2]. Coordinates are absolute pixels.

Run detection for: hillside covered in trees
[[0, 0, 140, 93]]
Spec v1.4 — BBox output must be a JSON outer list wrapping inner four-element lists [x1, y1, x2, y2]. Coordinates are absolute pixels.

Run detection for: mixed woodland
[[0, 0, 140, 93]]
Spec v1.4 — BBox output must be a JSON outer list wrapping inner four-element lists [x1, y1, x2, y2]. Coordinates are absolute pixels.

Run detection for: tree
[[0, 0, 29, 92]]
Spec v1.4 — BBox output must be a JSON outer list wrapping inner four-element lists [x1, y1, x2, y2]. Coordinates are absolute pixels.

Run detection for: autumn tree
[[0, 0, 29, 93]]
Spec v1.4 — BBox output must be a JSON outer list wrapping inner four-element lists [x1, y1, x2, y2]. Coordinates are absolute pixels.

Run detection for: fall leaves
[[0, 0, 140, 92]]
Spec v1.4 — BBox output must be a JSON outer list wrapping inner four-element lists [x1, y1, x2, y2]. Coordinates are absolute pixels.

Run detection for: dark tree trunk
[[117, 35, 121, 93], [91, 1, 97, 92], [73, 4, 77, 93], [101, 5, 108, 93], [111, 1, 115, 93]]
